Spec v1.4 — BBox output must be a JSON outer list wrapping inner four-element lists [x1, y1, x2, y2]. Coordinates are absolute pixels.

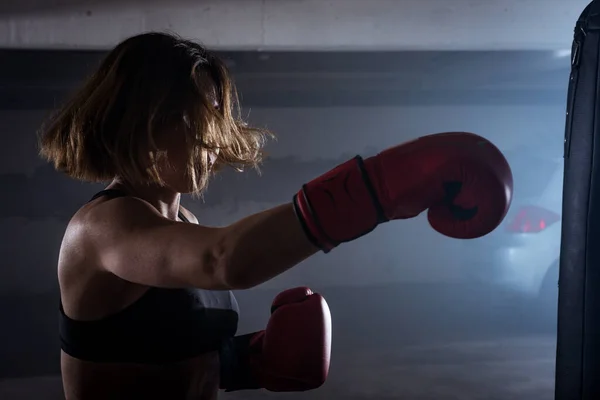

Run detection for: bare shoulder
[[62, 196, 170, 264], [179, 205, 199, 224], [59, 194, 229, 292], [70, 196, 167, 236]]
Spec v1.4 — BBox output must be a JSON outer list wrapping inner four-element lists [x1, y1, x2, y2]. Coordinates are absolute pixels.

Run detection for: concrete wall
[[0, 0, 590, 51], [0, 103, 565, 294]]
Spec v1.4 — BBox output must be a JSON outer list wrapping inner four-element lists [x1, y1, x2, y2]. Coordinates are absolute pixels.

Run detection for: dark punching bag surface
[[557, 2, 600, 399]]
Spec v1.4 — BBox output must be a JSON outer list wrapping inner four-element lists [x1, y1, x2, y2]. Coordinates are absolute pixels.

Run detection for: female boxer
[[40, 32, 512, 399]]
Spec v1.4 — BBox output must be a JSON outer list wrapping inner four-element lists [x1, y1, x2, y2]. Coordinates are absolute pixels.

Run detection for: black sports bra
[[58, 189, 239, 363]]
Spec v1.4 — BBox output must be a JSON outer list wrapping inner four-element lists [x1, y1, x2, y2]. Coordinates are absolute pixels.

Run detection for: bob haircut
[[39, 32, 272, 194]]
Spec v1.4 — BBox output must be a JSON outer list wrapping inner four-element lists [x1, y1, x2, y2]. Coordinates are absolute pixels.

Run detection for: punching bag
[[557, 2, 600, 399]]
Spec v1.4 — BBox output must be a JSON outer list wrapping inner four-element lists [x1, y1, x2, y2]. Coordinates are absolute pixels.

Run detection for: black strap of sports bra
[[89, 189, 127, 202], [89, 189, 189, 222], [179, 210, 189, 223]]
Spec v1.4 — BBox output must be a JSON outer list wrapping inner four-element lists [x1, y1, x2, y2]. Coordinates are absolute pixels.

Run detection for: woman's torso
[[61, 351, 221, 400], [59, 190, 239, 400]]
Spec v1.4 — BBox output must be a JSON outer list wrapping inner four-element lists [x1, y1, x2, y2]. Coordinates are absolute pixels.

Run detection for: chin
[[179, 188, 197, 195], [173, 180, 203, 195]]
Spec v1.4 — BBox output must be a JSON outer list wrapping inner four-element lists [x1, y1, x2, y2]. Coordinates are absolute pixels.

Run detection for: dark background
[[0, 49, 568, 398]]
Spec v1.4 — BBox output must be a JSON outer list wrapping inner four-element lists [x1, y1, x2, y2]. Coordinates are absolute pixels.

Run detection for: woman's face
[[150, 89, 222, 193], [153, 114, 221, 194]]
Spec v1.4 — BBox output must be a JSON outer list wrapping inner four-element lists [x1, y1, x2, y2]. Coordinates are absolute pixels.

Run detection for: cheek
[[159, 131, 190, 167], [167, 147, 193, 174]]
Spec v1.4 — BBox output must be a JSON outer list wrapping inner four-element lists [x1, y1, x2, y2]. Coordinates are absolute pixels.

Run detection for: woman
[[40, 32, 512, 399]]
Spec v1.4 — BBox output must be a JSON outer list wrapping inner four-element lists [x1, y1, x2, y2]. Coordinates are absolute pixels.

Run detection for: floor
[[0, 335, 556, 400]]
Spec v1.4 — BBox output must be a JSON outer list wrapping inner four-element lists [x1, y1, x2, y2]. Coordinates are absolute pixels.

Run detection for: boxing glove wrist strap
[[293, 156, 388, 252]]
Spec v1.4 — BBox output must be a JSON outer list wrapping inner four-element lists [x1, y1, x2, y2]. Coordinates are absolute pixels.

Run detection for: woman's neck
[[107, 178, 182, 221]]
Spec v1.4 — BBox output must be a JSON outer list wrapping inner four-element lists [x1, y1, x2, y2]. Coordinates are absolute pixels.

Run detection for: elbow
[[224, 276, 255, 291], [205, 242, 257, 290], [221, 264, 258, 290]]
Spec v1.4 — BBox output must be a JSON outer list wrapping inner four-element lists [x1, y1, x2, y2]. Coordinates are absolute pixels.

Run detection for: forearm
[[221, 203, 318, 289]]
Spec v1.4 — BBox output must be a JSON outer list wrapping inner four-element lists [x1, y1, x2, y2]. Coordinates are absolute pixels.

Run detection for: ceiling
[[0, 0, 590, 51]]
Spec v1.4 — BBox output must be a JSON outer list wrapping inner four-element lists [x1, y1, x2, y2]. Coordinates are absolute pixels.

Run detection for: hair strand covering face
[[38, 31, 273, 195]]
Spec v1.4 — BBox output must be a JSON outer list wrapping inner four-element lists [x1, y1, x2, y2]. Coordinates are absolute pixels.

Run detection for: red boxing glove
[[220, 287, 332, 392], [294, 132, 513, 252]]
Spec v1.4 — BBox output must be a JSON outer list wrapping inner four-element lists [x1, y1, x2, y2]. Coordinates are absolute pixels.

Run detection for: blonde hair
[[39, 32, 272, 194]]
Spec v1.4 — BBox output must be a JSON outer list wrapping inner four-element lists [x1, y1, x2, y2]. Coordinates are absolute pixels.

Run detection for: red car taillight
[[505, 205, 561, 234]]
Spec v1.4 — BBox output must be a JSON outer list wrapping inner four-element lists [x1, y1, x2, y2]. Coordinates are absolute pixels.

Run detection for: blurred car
[[466, 150, 563, 309]]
